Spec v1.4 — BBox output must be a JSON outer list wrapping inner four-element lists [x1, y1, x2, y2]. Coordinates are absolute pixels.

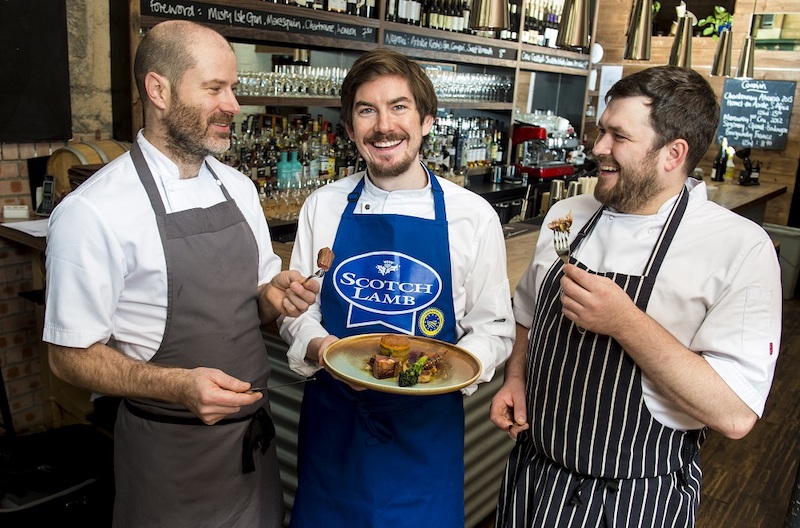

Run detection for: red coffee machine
[[512, 125, 575, 181]]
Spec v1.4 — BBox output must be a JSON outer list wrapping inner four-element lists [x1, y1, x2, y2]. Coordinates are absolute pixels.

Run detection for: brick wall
[[0, 0, 112, 435]]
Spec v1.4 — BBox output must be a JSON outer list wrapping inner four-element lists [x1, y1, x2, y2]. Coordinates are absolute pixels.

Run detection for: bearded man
[[278, 48, 515, 527], [44, 20, 318, 527], [490, 66, 781, 527]]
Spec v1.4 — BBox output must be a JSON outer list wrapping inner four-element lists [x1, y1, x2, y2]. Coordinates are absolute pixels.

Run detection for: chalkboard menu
[[383, 31, 518, 61], [141, 0, 378, 43], [520, 50, 589, 72], [716, 78, 795, 150]]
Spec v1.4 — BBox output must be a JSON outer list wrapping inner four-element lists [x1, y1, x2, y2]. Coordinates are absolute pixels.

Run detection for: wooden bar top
[[705, 181, 786, 214]]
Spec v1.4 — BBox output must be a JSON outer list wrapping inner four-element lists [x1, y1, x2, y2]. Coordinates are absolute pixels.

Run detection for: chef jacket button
[[365, 204, 370, 210], [216, 179, 222, 186]]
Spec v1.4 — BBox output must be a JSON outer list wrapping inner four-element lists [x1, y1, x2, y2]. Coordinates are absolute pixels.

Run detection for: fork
[[553, 230, 570, 264], [301, 268, 326, 285]]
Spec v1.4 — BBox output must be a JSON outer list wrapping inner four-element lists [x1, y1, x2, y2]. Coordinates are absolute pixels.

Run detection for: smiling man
[[278, 48, 515, 527], [43, 20, 318, 528], [490, 66, 782, 527]]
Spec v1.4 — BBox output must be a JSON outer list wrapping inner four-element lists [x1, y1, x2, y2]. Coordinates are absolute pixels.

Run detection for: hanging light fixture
[[668, 14, 693, 67], [710, 28, 732, 76], [469, 0, 510, 31], [737, 36, 755, 78], [623, 0, 652, 60], [556, 0, 590, 49]]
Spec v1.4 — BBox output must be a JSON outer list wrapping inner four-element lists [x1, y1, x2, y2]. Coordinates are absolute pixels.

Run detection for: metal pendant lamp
[[669, 14, 693, 67], [737, 36, 755, 78], [556, 0, 590, 49], [469, 0, 510, 31], [710, 28, 732, 76], [623, 0, 652, 60]]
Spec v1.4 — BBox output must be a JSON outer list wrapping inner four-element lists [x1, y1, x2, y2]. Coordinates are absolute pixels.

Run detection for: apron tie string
[[569, 477, 619, 507], [123, 400, 274, 474], [242, 407, 275, 474]]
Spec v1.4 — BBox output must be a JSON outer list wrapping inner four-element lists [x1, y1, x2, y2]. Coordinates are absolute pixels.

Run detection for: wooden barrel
[[46, 140, 131, 199]]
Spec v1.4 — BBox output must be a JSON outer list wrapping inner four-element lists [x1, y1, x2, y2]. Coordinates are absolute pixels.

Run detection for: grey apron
[[497, 188, 705, 527], [112, 142, 283, 528]]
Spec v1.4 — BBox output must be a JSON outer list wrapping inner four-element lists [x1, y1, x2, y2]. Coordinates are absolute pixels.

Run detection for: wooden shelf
[[239, 96, 343, 107]]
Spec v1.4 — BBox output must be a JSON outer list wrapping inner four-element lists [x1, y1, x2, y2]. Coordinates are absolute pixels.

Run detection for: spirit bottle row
[[386, 0, 473, 32], [261, 0, 378, 18], [424, 115, 507, 174], [521, 0, 565, 47]]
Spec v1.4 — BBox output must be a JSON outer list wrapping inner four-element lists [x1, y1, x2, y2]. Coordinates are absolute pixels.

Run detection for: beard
[[593, 151, 664, 213], [163, 94, 233, 166], [363, 132, 417, 179]]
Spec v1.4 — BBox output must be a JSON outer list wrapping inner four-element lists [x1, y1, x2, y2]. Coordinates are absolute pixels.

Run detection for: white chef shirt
[[278, 170, 515, 395], [513, 178, 781, 430], [43, 132, 281, 361]]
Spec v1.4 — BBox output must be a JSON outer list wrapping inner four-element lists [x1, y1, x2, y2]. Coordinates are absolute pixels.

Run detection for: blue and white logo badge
[[333, 251, 443, 334]]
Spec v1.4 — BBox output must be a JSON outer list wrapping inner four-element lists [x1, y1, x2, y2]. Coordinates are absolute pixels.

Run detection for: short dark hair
[[605, 66, 720, 172], [340, 48, 437, 134]]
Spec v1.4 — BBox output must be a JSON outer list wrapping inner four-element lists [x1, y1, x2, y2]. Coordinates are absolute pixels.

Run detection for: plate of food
[[322, 334, 482, 395]]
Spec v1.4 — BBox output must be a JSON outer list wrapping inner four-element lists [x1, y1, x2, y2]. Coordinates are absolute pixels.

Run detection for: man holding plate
[[279, 48, 515, 527]]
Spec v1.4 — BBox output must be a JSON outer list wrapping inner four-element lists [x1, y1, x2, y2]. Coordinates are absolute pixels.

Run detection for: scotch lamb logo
[[376, 260, 400, 276], [332, 251, 442, 334]]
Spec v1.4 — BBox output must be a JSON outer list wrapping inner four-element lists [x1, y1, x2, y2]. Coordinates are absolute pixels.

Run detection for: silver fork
[[553, 230, 570, 264], [301, 268, 326, 285]]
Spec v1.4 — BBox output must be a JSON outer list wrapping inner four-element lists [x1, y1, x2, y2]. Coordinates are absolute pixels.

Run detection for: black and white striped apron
[[496, 188, 706, 528]]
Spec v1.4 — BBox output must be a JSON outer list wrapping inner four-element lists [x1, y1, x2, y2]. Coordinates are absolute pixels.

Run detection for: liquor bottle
[[461, 0, 471, 33], [711, 138, 728, 182], [421, 0, 431, 27], [710, 145, 723, 182], [408, 0, 422, 25], [429, 0, 440, 28], [386, 0, 397, 21], [277, 151, 291, 191], [347, 0, 358, 15], [398, 0, 408, 22], [319, 133, 331, 180], [360, 0, 375, 17], [312, 0, 324, 9]]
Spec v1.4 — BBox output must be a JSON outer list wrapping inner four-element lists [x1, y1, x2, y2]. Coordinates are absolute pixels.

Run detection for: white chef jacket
[[278, 170, 515, 395], [514, 178, 781, 430], [43, 132, 281, 361]]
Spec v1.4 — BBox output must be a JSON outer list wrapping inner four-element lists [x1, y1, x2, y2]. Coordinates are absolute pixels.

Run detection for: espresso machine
[[512, 116, 580, 219]]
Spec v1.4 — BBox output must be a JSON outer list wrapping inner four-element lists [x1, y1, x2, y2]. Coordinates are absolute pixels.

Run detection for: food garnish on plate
[[367, 334, 447, 387]]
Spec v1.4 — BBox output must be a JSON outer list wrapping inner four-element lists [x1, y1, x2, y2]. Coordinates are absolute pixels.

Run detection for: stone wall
[[0, 0, 112, 434]]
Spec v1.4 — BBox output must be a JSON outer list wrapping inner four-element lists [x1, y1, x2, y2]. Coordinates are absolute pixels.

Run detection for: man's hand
[[260, 270, 320, 322], [560, 264, 638, 336], [309, 334, 366, 391], [490, 376, 529, 440], [177, 367, 264, 425]]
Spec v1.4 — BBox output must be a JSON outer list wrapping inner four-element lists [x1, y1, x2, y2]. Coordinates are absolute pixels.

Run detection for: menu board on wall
[[141, 0, 378, 43], [716, 78, 795, 150]]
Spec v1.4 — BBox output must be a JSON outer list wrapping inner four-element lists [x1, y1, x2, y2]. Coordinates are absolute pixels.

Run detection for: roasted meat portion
[[547, 210, 573, 234], [317, 247, 334, 271]]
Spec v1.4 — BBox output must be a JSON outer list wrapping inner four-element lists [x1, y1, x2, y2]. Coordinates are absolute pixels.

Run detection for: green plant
[[698, 6, 733, 39], [652, 0, 661, 15]]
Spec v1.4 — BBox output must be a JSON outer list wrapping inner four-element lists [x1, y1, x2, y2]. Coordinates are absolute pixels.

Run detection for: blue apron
[[290, 171, 465, 528]]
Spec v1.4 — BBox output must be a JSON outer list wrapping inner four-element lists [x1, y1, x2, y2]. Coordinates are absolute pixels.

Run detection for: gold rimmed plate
[[322, 334, 482, 395]]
